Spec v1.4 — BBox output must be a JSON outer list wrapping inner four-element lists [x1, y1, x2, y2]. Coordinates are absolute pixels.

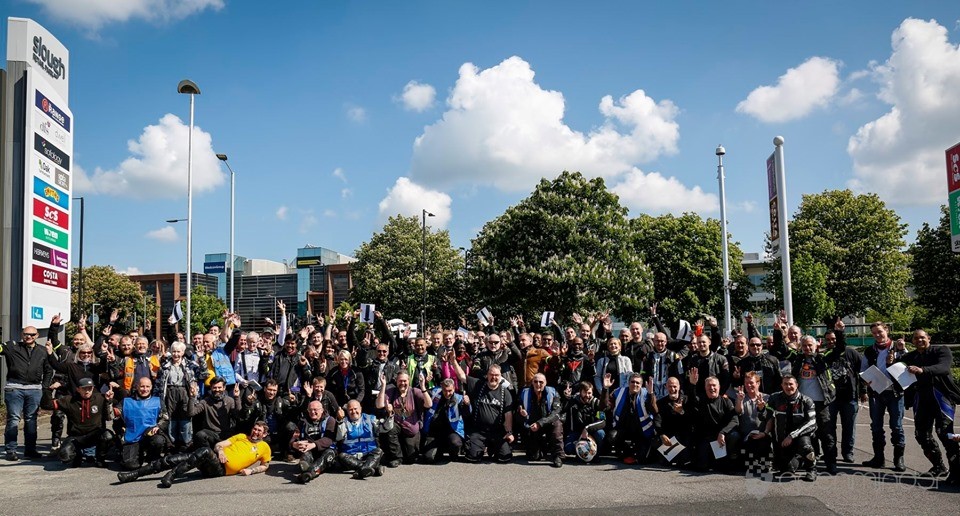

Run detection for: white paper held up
[[859, 365, 893, 394]]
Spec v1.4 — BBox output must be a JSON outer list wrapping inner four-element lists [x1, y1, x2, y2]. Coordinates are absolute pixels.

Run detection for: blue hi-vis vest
[[520, 386, 556, 424], [122, 396, 162, 444], [211, 346, 236, 385], [611, 386, 654, 436], [423, 388, 464, 437], [342, 414, 378, 455]]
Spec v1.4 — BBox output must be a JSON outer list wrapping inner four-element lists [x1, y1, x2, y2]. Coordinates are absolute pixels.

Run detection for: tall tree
[[188, 285, 227, 338], [70, 265, 158, 330], [909, 205, 960, 334], [351, 215, 463, 326], [761, 254, 834, 327], [468, 171, 652, 323], [766, 190, 908, 318], [631, 213, 751, 328]]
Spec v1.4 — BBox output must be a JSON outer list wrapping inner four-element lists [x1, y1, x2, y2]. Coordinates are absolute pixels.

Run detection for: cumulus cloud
[[736, 57, 842, 123], [847, 18, 960, 204], [378, 177, 452, 228], [25, 0, 223, 31], [398, 81, 437, 112], [145, 225, 177, 242], [299, 210, 318, 234], [341, 188, 352, 199], [611, 168, 719, 215], [332, 167, 347, 182], [276, 206, 288, 220], [117, 266, 146, 275], [410, 56, 690, 196], [346, 104, 367, 123], [74, 114, 225, 199]]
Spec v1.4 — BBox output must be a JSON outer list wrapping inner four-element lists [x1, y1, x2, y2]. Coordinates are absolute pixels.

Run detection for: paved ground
[[0, 405, 956, 515]]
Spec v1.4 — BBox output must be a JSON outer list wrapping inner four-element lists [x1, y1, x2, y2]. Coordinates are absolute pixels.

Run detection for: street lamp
[[716, 145, 732, 336], [166, 218, 187, 224], [216, 153, 235, 313], [178, 79, 201, 344], [421, 209, 435, 333], [72, 196, 85, 320]]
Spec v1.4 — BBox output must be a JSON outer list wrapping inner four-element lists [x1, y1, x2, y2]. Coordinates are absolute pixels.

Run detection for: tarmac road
[[0, 405, 955, 516]]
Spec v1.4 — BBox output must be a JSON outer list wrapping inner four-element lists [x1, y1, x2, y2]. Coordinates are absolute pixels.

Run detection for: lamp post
[[421, 209, 435, 334], [716, 145, 732, 336], [72, 196, 85, 319], [178, 79, 201, 344], [216, 153, 235, 313], [91, 302, 100, 337], [166, 217, 188, 334]]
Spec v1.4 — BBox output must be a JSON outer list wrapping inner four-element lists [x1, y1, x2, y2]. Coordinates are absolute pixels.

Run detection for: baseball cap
[[78, 377, 95, 388]]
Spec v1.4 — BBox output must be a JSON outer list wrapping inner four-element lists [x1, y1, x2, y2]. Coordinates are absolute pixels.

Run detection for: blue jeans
[[169, 419, 193, 446], [829, 398, 859, 456], [4, 388, 42, 453], [868, 391, 905, 448]]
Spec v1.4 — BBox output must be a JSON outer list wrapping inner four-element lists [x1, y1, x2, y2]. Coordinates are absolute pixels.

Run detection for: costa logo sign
[[35, 90, 71, 131], [31, 263, 67, 289], [32, 36, 66, 81]]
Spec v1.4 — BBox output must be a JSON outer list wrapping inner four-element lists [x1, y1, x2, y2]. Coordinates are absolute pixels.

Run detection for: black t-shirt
[[466, 377, 513, 430]]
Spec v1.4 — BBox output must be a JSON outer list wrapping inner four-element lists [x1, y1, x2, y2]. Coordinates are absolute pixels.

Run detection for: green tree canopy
[[766, 189, 908, 319], [632, 212, 751, 329], [468, 171, 652, 323], [762, 254, 834, 327], [909, 205, 960, 334], [188, 285, 227, 338], [70, 265, 157, 332], [350, 215, 464, 326]]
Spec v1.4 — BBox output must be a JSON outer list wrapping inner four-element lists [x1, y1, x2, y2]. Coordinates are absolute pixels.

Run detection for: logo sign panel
[[203, 262, 226, 274], [32, 242, 68, 270], [33, 176, 69, 210], [32, 264, 67, 289], [34, 133, 69, 170], [35, 89, 70, 131], [33, 220, 68, 249], [33, 198, 68, 229]]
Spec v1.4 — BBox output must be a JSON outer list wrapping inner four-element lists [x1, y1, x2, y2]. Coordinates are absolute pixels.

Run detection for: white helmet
[[575, 437, 598, 462]]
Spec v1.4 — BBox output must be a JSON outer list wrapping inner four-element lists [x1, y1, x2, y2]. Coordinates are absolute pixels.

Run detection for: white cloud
[[378, 177, 452, 228], [736, 57, 842, 123], [323, 209, 337, 218], [847, 18, 960, 205], [276, 206, 288, 220], [299, 210, 318, 234], [341, 188, 352, 199], [117, 266, 144, 276], [731, 200, 757, 213], [398, 80, 436, 112], [74, 114, 225, 199], [145, 225, 178, 242], [332, 167, 347, 182], [410, 56, 686, 193], [25, 0, 224, 31], [611, 168, 719, 215], [346, 104, 367, 123]]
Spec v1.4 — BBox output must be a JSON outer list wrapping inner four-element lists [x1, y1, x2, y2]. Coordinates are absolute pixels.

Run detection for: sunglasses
[[23, 332, 38, 337]]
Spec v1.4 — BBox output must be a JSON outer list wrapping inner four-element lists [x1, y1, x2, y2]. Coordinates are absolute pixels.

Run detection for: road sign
[[947, 142, 960, 253]]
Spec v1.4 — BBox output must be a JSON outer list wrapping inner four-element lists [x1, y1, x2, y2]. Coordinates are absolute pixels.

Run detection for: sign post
[[772, 136, 793, 326], [2, 18, 72, 340], [947, 142, 960, 253]]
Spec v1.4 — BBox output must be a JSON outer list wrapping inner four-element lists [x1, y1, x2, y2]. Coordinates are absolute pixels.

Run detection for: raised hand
[[277, 300, 286, 313], [602, 373, 614, 389], [649, 303, 658, 316], [109, 308, 119, 324], [571, 313, 583, 325], [51, 313, 62, 325], [688, 367, 699, 385]]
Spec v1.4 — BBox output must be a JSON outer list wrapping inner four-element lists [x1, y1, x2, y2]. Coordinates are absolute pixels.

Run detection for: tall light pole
[[216, 153, 235, 313], [166, 217, 188, 334], [716, 145, 732, 336], [72, 196, 85, 320], [178, 79, 200, 344], [773, 136, 794, 325], [421, 209, 435, 334]]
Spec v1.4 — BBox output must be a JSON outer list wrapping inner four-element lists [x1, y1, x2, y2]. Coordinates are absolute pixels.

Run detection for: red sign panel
[[32, 263, 68, 289], [33, 198, 68, 229], [947, 142, 960, 193]]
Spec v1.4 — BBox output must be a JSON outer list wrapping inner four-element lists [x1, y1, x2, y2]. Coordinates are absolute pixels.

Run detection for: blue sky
[[3, 1, 959, 275]]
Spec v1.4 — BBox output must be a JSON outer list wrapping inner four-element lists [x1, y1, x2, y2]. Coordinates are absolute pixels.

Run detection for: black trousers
[[120, 433, 168, 470], [382, 424, 421, 464], [813, 401, 837, 464], [422, 427, 463, 463], [915, 393, 959, 467], [466, 428, 512, 462], [773, 434, 815, 473], [608, 426, 652, 462], [524, 420, 564, 460]]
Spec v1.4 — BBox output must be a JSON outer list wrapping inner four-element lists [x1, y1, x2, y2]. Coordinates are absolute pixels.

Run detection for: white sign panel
[[22, 69, 73, 325], [7, 17, 70, 101]]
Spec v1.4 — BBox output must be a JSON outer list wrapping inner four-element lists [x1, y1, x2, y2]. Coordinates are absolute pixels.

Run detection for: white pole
[[186, 94, 194, 344], [229, 168, 235, 313], [773, 136, 793, 325], [716, 145, 732, 335]]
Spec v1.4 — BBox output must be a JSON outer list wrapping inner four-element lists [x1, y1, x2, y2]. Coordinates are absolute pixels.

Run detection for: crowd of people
[[2, 301, 959, 490]]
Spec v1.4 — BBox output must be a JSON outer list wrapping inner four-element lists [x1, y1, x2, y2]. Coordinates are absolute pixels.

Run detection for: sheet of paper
[[247, 380, 262, 391], [710, 439, 727, 459], [477, 307, 493, 326], [886, 362, 917, 390], [360, 303, 376, 324], [859, 365, 893, 393], [657, 436, 685, 461], [541, 311, 555, 327]]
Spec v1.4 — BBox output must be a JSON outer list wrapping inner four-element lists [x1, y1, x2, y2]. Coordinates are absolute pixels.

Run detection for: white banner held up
[[360, 303, 375, 324]]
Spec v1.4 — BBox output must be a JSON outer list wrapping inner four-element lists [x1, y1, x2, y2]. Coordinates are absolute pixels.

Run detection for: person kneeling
[[40, 378, 115, 467], [336, 400, 393, 479], [117, 421, 271, 488], [765, 375, 817, 482], [290, 401, 337, 484], [519, 374, 564, 467]]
